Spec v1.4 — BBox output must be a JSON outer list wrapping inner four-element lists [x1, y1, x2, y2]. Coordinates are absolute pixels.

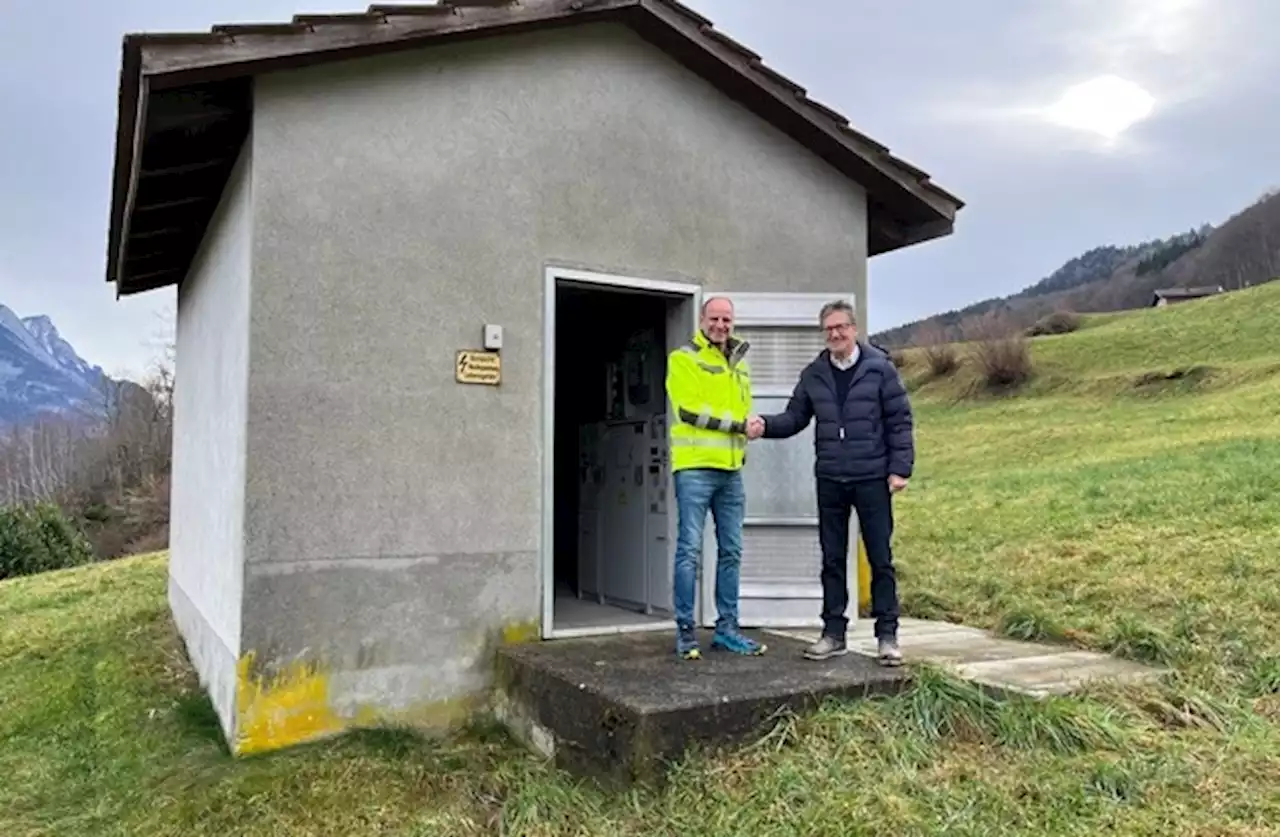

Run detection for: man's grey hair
[[819, 299, 856, 326]]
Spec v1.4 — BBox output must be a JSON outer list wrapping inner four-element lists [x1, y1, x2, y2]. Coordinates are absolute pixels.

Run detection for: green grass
[[3, 283, 1280, 836], [906, 280, 1280, 400]]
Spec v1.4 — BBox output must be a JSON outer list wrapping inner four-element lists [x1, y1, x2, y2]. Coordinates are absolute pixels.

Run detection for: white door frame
[[540, 265, 702, 639]]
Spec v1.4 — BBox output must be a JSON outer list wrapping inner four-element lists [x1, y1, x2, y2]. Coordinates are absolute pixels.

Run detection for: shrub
[[0, 502, 95, 581], [964, 312, 1035, 391], [78, 475, 171, 560], [924, 344, 960, 377], [1027, 310, 1082, 337], [916, 322, 960, 377]]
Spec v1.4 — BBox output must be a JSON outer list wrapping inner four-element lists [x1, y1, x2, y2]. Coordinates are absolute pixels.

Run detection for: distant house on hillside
[[1151, 286, 1225, 307]]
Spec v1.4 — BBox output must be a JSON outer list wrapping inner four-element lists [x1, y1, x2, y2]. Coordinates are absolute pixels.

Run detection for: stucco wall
[[169, 142, 253, 740], [238, 22, 868, 732]]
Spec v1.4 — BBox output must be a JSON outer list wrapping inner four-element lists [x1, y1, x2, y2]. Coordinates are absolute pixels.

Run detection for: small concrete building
[[106, 0, 962, 755]]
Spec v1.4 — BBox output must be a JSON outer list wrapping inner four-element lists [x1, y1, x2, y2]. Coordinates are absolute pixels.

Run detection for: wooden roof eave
[[107, 0, 963, 294], [110, 53, 252, 296]]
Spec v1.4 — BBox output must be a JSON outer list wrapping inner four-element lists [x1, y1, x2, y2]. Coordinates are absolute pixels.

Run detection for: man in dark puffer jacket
[[746, 299, 913, 666]]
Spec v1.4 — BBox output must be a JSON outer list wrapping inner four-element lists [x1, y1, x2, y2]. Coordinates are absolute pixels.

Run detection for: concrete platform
[[493, 629, 907, 788], [770, 617, 1166, 698]]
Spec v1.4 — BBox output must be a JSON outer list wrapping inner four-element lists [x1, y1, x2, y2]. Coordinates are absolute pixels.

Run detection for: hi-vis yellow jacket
[[665, 329, 753, 472]]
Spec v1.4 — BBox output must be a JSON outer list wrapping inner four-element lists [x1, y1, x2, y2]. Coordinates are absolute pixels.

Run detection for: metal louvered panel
[[743, 393, 816, 518], [741, 525, 822, 582], [737, 326, 825, 392]]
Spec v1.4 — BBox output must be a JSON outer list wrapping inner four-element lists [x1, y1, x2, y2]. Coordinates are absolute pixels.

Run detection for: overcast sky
[[2, 0, 1277, 380]]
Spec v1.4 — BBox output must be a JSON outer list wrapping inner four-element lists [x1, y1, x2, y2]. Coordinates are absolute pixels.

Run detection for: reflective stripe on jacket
[[665, 329, 752, 472]]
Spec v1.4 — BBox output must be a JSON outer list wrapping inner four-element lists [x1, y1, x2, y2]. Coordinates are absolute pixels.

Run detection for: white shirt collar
[[830, 343, 860, 371]]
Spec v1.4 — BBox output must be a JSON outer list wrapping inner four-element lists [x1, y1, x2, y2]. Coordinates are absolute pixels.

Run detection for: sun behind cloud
[[1044, 75, 1155, 140]]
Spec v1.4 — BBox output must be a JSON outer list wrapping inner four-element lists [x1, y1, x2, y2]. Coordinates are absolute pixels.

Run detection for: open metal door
[[699, 292, 858, 629], [647, 289, 701, 617]]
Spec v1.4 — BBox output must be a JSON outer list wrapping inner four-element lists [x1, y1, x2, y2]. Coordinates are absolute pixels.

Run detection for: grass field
[[3, 283, 1279, 836]]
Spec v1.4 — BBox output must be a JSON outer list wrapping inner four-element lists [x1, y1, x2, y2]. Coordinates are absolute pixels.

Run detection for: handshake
[[745, 415, 766, 440]]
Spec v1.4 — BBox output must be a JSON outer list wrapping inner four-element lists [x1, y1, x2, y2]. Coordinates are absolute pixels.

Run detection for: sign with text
[[456, 350, 502, 385]]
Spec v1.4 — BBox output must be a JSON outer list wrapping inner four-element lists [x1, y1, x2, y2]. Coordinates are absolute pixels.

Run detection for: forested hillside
[[875, 189, 1280, 346]]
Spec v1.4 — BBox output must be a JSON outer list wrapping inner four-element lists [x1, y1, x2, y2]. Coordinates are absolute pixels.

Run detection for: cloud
[[920, 0, 1274, 150], [1032, 0, 1247, 102]]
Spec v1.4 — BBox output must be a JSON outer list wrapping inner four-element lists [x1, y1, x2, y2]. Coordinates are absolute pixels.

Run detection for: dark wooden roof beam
[[747, 60, 806, 96], [885, 154, 929, 181], [129, 226, 187, 240], [124, 247, 192, 268], [123, 249, 188, 268], [213, 22, 315, 37], [150, 82, 249, 109], [368, 4, 458, 16], [133, 32, 235, 47], [133, 140, 242, 178], [838, 124, 888, 153], [135, 161, 228, 192], [700, 26, 759, 61], [123, 267, 186, 286], [920, 180, 962, 206], [139, 158, 232, 178], [120, 271, 189, 296], [293, 12, 389, 26], [129, 218, 202, 240], [138, 138, 243, 171], [133, 196, 211, 213], [448, 0, 520, 8], [654, 0, 710, 28], [801, 96, 848, 126], [145, 108, 238, 135], [870, 209, 952, 250], [134, 190, 222, 216]]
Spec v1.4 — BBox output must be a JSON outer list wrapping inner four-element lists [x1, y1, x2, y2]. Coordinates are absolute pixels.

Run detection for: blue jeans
[[672, 468, 745, 632]]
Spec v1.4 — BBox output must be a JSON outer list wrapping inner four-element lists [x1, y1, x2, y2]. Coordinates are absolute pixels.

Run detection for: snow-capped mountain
[[21, 315, 102, 384], [0, 307, 107, 427]]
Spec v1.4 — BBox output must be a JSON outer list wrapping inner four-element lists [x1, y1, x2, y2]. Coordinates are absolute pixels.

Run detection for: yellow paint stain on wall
[[501, 619, 540, 645], [234, 652, 345, 756]]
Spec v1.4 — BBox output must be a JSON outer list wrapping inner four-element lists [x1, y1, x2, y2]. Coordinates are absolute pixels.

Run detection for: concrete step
[[493, 629, 907, 788]]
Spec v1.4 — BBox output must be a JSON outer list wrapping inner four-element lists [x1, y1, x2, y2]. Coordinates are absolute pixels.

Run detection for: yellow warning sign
[[456, 350, 502, 385]]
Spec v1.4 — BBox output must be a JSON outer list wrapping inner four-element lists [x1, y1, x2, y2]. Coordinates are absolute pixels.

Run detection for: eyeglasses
[[824, 323, 853, 334]]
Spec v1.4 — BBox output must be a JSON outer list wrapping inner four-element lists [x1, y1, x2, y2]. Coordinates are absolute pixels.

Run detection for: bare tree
[[0, 312, 176, 559]]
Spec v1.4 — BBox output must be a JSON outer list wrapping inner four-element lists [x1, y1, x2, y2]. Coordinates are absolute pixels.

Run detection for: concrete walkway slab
[[956, 651, 1166, 697], [769, 618, 1166, 698]]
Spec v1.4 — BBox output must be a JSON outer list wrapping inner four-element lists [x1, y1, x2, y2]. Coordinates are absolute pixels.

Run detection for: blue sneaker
[[711, 625, 767, 656], [675, 626, 701, 660]]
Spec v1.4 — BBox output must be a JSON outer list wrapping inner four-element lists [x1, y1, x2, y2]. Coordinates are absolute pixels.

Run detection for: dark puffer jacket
[[761, 343, 914, 481]]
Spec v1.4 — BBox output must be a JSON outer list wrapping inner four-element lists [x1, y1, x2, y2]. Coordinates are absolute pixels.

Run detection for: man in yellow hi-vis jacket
[[665, 296, 766, 660]]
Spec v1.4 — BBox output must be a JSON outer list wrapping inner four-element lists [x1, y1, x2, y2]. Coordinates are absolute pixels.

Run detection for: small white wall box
[[484, 324, 503, 350]]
